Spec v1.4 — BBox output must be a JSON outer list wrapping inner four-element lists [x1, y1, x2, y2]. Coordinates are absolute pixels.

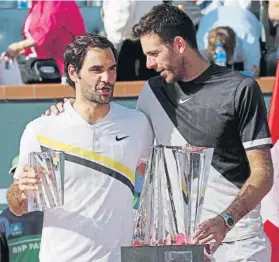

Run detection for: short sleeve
[[136, 81, 153, 125], [137, 113, 154, 164], [14, 123, 41, 180], [235, 77, 272, 151]]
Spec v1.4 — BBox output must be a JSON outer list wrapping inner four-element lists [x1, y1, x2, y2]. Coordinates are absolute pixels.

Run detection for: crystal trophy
[[27, 151, 65, 212], [132, 145, 213, 246]]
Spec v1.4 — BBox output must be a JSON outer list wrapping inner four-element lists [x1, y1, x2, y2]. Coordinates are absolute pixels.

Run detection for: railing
[[0, 77, 275, 100]]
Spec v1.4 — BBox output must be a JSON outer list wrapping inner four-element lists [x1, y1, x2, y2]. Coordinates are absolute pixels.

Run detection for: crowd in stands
[[0, 0, 279, 86]]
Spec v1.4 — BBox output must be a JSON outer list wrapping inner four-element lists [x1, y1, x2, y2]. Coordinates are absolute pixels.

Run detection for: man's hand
[[43, 98, 74, 116], [7, 165, 41, 216], [18, 165, 40, 197], [192, 215, 229, 254]]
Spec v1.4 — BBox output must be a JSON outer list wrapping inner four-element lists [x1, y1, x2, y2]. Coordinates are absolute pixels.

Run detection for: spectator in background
[[263, 0, 279, 76], [0, 155, 43, 262], [205, 26, 236, 67], [103, 0, 161, 52], [1, 0, 86, 76], [103, 0, 202, 81], [196, 0, 252, 15], [103, 0, 161, 81], [197, 5, 262, 76]]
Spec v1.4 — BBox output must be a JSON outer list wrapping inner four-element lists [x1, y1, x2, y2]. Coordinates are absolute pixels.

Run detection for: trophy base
[[121, 245, 204, 262]]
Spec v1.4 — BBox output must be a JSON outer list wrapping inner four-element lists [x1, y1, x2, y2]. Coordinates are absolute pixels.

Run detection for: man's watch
[[220, 212, 235, 230]]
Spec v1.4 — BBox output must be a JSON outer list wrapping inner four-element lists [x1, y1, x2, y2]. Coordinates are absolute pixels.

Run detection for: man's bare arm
[[225, 147, 274, 222], [193, 147, 274, 252]]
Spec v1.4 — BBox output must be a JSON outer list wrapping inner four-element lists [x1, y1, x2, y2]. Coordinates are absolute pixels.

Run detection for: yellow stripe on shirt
[[37, 135, 135, 184]]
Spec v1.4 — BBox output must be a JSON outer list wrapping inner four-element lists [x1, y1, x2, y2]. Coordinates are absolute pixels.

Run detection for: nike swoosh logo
[[115, 135, 129, 141], [179, 97, 192, 104]]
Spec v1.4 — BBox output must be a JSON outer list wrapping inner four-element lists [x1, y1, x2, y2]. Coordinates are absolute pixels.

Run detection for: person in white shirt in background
[[103, 0, 202, 81], [103, 0, 161, 52], [102, 0, 162, 81], [103, 0, 202, 52], [196, 0, 252, 15]]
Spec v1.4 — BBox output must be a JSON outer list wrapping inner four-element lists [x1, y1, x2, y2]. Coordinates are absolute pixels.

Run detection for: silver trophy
[[28, 151, 65, 212], [132, 145, 214, 246]]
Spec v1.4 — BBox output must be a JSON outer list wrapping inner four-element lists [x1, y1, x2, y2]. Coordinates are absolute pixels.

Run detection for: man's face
[[140, 33, 185, 84], [75, 47, 117, 104]]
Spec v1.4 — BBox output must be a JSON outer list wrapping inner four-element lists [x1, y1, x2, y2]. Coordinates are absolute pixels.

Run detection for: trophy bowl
[[121, 145, 214, 262]]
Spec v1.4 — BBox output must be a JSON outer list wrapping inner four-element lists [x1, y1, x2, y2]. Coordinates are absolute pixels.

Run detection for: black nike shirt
[[137, 64, 272, 241]]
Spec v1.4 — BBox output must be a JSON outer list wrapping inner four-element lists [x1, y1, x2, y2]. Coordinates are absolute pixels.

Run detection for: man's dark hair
[[132, 4, 197, 49], [64, 34, 118, 88]]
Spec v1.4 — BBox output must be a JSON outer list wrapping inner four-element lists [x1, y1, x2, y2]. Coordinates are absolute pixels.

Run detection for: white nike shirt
[[14, 101, 154, 262]]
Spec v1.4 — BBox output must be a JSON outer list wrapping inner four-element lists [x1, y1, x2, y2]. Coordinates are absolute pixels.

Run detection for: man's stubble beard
[[164, 53, 185, 84], [80, 81, 115, 105], [88, 90, 114, 105], [90, 87, 114, 105]]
